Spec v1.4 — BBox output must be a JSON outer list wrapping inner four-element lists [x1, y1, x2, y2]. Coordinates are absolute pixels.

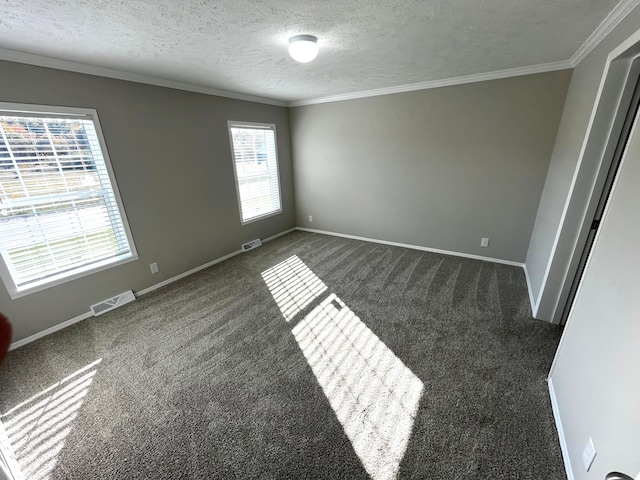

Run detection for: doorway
[[559, 62, 640, 325]]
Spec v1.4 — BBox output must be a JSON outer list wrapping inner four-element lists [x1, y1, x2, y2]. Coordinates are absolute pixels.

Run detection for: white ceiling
[[0, 0, 635, 105]]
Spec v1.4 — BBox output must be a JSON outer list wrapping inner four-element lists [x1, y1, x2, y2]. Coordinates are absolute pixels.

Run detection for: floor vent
[[242, 238, 262, 252], [90, 290, 136, 317]]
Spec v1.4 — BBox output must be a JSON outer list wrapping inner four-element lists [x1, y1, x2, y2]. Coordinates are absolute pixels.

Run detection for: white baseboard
[[9, 227, 297, 351], [135, 249, 243, 296], [523, 263, 538, 318], [548, 377, 574, 480], [263, 227, 296, 243], [137, 228, 295, 297], [9, 311, 93, 351], [8, 226, 527, 351], [295, 227, 525, 267]]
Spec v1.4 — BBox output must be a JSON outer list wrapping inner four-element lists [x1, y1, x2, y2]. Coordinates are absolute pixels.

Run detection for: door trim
[[534, 26, 640, 324], [557, 60, 640, 325]]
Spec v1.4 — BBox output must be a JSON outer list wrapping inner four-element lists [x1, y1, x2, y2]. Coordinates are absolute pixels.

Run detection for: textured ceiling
[[0, 0, 626, 103]]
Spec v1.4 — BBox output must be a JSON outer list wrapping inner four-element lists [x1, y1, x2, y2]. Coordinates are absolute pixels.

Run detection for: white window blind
[[228, 122, 282, 224], [0, 104, 137, 297]]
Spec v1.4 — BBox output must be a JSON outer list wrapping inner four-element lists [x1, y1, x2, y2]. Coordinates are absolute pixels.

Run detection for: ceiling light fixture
[[288, 34, 318, 63]]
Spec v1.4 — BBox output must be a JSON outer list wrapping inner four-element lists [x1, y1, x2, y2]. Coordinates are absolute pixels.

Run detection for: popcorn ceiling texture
[[0, 0, 620, 101]]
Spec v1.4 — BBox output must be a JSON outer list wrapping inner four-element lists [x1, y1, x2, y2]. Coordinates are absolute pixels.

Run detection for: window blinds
[[229, 123, 282, 223], [0, 112, 132, 292]]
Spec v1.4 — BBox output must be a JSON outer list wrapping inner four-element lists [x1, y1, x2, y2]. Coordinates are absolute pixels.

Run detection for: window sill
[[241, 209, 283, 225], [6, 253, 139, 300]]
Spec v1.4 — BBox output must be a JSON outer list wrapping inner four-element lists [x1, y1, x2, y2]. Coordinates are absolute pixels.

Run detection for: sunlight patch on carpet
[[264, 256, 423, 480], [1, 359, 101, 480], [262, 255, 327, 321]]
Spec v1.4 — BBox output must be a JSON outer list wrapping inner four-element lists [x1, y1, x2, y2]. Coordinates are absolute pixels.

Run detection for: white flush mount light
[[288, 34, 318, 63]]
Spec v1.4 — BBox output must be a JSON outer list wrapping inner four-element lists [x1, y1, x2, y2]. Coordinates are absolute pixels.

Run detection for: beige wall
[[291, 71, 571, 263], [0, 60, 295, 343]]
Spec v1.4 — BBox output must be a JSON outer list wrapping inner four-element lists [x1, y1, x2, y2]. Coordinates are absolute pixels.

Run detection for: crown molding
[[289, 0, 640, 108], [2, 0, 638, 109], [570, 0, 640, 66], [288, 60, 573, 107], [0, 48, 288, 107]]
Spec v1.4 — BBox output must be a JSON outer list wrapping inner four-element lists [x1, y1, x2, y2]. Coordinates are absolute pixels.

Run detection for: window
[[0, 103, 137, 298], [228, 121, 282, 224]]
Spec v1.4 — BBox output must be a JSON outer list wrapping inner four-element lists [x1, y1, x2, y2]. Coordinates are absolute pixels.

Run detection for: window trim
[[227, 120, 283, 225], [0, 102, 138, 299]]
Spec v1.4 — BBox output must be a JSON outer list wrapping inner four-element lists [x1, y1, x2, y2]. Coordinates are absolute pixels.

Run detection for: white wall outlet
[[481, 237, 489, 247], [309, 215, 313, 222], [150, 262, 159, 274], [582, 437, 596, 471]]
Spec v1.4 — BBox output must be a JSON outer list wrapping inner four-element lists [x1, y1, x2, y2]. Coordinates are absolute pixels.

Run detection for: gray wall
[[525, 4, 640, 322], [291, 71, 571, 263], [0, 60, 295, 343], [549, 96, 640, 480]]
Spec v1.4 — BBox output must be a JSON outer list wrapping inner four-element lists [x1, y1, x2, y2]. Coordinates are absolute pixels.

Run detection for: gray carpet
[[0, 231, 565, 479]]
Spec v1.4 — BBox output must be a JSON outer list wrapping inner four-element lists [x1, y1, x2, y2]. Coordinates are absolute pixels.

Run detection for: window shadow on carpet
[[263, 255, 424, 480], [1, 359, 101, 480]]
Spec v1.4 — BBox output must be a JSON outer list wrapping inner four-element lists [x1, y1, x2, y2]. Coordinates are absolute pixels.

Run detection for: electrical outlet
[[150, 262, 158, 274], [582, 437, 596, 471], [309, 215, 313, 223], [481, 237, 489, 247]]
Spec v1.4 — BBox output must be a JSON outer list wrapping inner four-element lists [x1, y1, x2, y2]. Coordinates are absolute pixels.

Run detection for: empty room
[[0, 1, 639, 479]]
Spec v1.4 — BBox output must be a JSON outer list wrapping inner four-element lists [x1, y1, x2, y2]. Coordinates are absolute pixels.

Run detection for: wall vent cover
[[90, 290, 136, 317], [242, 238, 262, 252]]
